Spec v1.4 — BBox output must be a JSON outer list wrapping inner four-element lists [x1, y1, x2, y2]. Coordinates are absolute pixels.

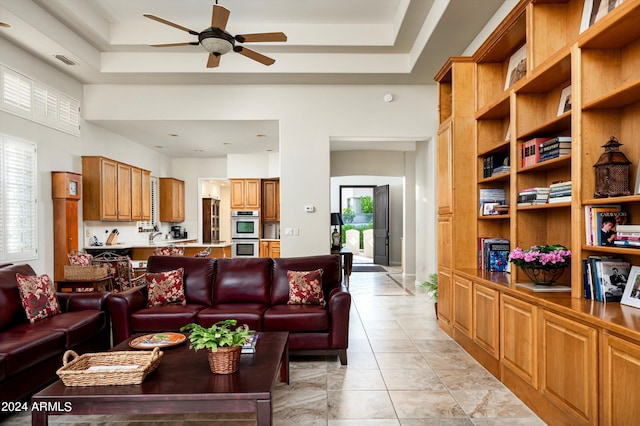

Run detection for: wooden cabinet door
[[175, 179, 185, 222], [540, 310, 597, 424], [141, 170, 151, 220], [473, 283, 499, 359], [259, 241, 269, 257], [245, 179, 261, 210], [501, 294, 538, 388], [438, 216, 452, 269], [437, 268, 453, 332], [602, 333, 640, 425], [116, 163, 132, 220], [453, 274, 472, 337], [437, 122, 452, 215], [100, 158, 118, 220], [230, 179, 245, 209], [159, 178, 185, 222], [269, 241, 281, 258], [262, 179, 279, 221]]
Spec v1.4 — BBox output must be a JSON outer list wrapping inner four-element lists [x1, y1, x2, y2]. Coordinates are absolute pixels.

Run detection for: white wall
[[83, 84, 439, 267]]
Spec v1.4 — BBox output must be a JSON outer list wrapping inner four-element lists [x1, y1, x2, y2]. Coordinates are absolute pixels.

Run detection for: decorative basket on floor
[[521, 267, 566, 286], [63, 265, 109, 281], [56, 347, 163, 386], [206, 346, 241, 374]]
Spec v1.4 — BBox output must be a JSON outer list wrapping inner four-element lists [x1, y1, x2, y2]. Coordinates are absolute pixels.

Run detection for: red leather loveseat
[[0, 264, 110, 402], [108, 255, 352, 364]]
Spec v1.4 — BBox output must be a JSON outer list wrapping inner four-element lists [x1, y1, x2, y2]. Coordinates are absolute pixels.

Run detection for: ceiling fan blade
[[207, 53, 221, 68], [235, 32, 287, 43], [143, 14, 199, 35], [234, 46, 276, 66], [211, 5, 230, 30], [150, 42, 199, 48]]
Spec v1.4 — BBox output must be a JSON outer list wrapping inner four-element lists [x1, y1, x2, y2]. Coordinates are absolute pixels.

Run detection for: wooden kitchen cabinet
[[82, 156, 148, 221], [262, 179, 280, 221], [602, 333, 640, 425], [453, 274, 472, 337], [159, 178, 185, 222], [501, 294, 538, 389], [472, 283, 499, 359], [230, 179, 261, 210], [260, 240, 280, 258], [131, 167, 150, 221]]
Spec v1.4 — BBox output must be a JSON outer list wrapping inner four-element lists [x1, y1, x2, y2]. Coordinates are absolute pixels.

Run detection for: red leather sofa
[[108, 255, 352, 364], [0, 264, 110, 402]]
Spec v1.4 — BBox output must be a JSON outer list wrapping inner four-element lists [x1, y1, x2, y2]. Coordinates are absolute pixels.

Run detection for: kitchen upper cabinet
[[82, 156, 149, 221], [131, 167, 151, 221], [159, 178, 185, 223], [262, 179, 280, 221], [230, 179, 260, 210]]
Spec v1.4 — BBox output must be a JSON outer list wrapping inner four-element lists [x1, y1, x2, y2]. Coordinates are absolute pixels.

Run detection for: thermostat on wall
[[304, 205, 315, 212]]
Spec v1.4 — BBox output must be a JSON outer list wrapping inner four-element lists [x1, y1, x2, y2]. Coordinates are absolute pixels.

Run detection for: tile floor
[[2, 267, 546, 425]]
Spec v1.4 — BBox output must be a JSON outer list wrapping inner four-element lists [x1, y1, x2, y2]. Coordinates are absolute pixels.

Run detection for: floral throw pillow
[[287, 269, 325, 307], [152, 247, 184, 256], [68, 253, 93, 266], [146, 268, 186, 308], [16, 273, 62, 323]]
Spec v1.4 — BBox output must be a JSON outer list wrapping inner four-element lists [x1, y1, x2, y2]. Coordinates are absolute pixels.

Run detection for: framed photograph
[[504, 44, 527, 90], [481, 202, 500, 216], [621, 266, 640, 308], [557, 85, 572, 116], [580, 0, 625, 33]]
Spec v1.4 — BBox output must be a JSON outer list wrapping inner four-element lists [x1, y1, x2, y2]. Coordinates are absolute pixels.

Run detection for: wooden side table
[[56, 277, 112, 292], [331, 248, 353, 287]]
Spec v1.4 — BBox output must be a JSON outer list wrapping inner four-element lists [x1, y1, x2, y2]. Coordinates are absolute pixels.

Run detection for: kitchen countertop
[[85, 240, 233, 250]]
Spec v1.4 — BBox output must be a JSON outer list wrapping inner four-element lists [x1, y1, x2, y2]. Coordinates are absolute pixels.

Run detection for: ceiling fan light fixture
[[200, 37, 233, 55]]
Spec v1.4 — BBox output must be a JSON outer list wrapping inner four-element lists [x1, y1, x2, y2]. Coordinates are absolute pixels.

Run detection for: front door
[[374, 185, 389, 265]]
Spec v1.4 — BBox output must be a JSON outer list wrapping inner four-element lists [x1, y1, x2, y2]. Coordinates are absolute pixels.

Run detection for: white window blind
[[0, 135, 37, 262], [1, 64, 80, 136]]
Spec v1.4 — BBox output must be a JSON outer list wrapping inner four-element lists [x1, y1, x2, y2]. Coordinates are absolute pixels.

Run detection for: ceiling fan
[[144, 2, 287, 68]]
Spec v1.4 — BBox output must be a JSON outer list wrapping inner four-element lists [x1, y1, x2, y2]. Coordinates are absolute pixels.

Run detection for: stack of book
[[517, 187, 550, 206], [539, 136, 571, 162], [483, 153, 509, 178], [584, 205, 627, 246], [583, 256, 631, 302], [521, 137, 552, 167], [478, 237, 510, 272], [613, 224, 640, 248], [242, 331, 259, 354], [548, 181, 572, 203]]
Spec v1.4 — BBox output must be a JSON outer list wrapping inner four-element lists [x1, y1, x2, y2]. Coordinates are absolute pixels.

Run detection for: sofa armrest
[[327, 285, 351, 349], [107, 284, 148, 345], [57, 291, 110, 313]]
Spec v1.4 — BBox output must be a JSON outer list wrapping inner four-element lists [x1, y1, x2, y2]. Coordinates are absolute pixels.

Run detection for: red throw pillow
[[146, 268, 186, 307], [287, 269, 325, 307], [68, 253, 93, 266], [152, 247, 184, 256], [15, 273, 61, 323]]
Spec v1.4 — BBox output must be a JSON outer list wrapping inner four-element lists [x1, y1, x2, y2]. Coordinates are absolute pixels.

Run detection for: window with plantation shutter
[[58, 94, 80, 134], [33, 82, 58, 126], [2, 68, 31, 117], [0, 135, 38, 262]]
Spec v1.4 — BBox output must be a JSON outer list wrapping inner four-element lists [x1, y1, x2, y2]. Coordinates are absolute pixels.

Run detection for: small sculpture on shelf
[[593, 136, 631, 198]]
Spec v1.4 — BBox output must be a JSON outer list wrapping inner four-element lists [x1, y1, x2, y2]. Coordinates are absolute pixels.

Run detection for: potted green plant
[[180, 320, 250, 374], [420, 273, 438, 316]]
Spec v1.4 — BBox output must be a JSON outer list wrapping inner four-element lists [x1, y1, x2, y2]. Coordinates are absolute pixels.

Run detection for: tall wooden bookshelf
[[436, 1, 640, 424]]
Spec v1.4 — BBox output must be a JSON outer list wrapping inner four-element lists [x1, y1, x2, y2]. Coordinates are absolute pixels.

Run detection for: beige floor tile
[[369, 339, 419, 353], [388, 390, 467, 419], [381, 369, 447, 391], [450, 389, 536, 419], [374, 352, 431, 370], [273, 389, 328, 424], [327, 390, 397, 420], [436, 369, 503, 391], [327, 368, 387, 391]]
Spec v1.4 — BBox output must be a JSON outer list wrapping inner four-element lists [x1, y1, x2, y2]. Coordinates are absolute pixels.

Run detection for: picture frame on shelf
[[621, 266, 640, 308], [580, 0, 625, 33], [504, 44, 527, 90], [557, 85, 572, 116], [481, 202, 500, 216]]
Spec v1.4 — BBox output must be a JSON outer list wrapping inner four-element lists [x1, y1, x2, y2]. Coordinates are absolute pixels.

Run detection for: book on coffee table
[[242, 331, 259, 354]]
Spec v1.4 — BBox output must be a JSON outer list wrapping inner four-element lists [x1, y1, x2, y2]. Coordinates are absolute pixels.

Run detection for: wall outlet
[[85, 229, 90, 237], [285, 227, 293, 236]]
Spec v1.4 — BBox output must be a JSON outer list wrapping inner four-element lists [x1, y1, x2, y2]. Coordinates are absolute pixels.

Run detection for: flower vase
[[521, 267, 566, 286], [206, 346, 241, 374]]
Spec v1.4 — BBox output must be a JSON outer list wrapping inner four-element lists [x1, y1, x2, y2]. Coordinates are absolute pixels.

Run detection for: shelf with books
[[517, 202, 570, 211], [518, 153, 571, 173]]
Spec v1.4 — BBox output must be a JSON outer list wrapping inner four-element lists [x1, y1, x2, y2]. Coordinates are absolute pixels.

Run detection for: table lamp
[[331, 213, 344, 252]]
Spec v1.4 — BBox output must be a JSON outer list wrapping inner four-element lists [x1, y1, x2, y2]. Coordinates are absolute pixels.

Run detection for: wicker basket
[[56, 348, 163, 386], [206, 346, 241, 374], [64, 264, 109, 281]]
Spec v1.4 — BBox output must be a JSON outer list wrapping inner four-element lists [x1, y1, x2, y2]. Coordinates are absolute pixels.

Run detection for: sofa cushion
[[0, 353, 5, 382], [213, 258, 272, 304], [197, 304, 267, 331], [263, 304, 329, 332], [147, 256, 214, 305], [288, 269, 326, 306], [272, 255, 342, 305], [0, 329, 66, 376], [131, 304, 206, 332], [0, 264, 36, 331], [12, 310, 105, 348], [146, 268, 186, 308], [16, 273, 61, 323]]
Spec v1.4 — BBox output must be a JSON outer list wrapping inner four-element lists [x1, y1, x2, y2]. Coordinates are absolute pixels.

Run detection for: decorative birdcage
[[593, 136, 631, 198]]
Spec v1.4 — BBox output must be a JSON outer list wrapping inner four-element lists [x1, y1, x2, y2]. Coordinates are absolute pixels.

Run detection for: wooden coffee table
[[31, 331, 289, 426]]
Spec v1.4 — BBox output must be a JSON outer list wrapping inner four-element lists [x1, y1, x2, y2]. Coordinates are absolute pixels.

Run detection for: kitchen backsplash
[[83, 220, 196, 247]]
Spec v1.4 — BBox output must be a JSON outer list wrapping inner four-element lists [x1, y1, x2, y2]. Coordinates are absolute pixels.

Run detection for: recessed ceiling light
[[223, 142, 232, 145], [194, 149, 204, 152], [256, 134, 267, 138], [266, 149, 273, 152], [0, 22, 11, 29], [153, 145, 163, 149], [169, 133, 179, 137]]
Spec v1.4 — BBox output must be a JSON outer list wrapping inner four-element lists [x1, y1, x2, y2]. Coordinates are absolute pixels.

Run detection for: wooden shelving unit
[[436, 1, 640, 424]]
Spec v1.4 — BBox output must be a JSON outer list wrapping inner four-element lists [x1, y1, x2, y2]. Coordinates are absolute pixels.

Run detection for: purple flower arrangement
[[508, 244, 572, 269]]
